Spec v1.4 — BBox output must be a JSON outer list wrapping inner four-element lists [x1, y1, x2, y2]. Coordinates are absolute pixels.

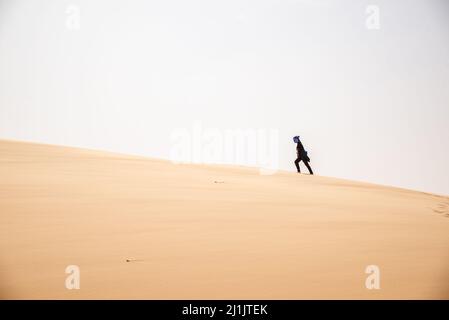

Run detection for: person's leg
[[304, 161, 313, 175], [294, 158, 301, 173]]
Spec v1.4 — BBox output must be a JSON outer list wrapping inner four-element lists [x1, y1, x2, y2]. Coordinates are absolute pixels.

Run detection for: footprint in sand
[[432, 199, 449, 217]]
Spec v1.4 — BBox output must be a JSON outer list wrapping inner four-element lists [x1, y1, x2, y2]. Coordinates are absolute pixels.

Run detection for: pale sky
[[1, 0, 448, 195]]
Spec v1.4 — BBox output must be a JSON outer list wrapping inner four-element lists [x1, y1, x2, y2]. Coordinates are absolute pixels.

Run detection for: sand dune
[[0, 139, 448, 299]]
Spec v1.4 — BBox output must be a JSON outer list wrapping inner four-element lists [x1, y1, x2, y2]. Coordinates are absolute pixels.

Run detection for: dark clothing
[[296, 140, 307, 158], [294, 157, 313, 174], [295, 141, 313, 174]]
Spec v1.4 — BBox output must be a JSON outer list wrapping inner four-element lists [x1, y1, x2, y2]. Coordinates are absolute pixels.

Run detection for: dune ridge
[[0, 139, 448, 299]]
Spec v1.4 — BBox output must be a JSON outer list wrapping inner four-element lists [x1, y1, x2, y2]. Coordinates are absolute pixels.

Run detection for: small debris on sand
[[126, 259, 143, 263]]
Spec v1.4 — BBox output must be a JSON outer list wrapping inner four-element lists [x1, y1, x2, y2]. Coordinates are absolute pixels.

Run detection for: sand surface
[[0, 139, 448, 299]]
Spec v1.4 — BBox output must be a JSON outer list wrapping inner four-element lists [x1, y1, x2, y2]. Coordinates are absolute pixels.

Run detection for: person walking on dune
[[293, 136, 313, 175]]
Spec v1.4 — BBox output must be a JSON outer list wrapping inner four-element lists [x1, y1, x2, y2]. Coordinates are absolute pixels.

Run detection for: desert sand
[[0, 139, 448, 299]]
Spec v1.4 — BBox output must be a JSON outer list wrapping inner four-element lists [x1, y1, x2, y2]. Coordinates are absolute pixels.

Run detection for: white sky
[[1, 0, 448, 195]]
